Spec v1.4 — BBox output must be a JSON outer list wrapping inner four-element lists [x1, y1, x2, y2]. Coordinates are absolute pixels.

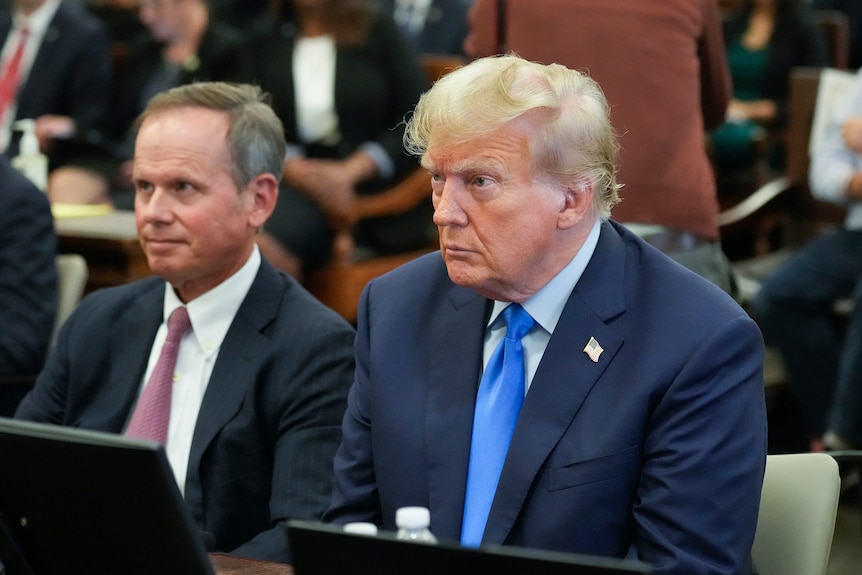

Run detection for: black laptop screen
[[0, 417, 214, 575], [287, 519, 651, 575]]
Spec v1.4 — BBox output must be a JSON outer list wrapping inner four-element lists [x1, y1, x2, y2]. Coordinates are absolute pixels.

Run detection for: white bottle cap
[[395, 506, 431, 529], [343, 522, 378, 536]]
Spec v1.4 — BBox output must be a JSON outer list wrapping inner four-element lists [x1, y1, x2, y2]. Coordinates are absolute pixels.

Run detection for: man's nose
[[432, 181, 466, 227]]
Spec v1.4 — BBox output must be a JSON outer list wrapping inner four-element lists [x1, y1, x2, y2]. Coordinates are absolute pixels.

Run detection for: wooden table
[[54, 210, 151, 293], [211, 554, 293, 575]]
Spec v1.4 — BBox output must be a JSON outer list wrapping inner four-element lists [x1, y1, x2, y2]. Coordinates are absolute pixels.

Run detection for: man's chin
[[145, 258, 183, 282], [444, 261, 481, 289]]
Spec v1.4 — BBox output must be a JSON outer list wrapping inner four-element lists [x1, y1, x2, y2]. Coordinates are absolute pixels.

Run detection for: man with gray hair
[[324, 55, 767, 575], [16, 82, 356, 563]]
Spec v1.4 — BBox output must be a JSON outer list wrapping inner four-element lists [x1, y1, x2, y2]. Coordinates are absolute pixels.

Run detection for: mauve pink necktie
[[125, 307, 191, 445]]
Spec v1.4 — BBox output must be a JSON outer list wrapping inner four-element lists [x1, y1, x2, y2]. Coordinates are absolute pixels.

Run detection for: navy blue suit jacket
[[0, 156, 56, 380], [0, 3, 112, 166], [325, 221, 767, 575], [16, 258, 356, 563]]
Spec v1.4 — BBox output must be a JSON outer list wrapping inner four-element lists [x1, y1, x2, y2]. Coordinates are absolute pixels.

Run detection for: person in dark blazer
[[0, 0, 112, 181], [323, 55, 768, 575], [249, 0, 431, 277], [0, 155, 57, 393], [15, 82, 356, 563], [49, 0, 253, 206], [376, 0, 471, 55]]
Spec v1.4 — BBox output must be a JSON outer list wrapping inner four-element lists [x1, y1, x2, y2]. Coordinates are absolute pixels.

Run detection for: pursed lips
[[143, 236, 184, 248], [441, 243, 475, 257]]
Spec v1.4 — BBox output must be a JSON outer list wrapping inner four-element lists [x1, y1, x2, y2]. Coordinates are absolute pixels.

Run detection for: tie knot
[[166, 306, 191, 342], [503, 304, 534, 341]]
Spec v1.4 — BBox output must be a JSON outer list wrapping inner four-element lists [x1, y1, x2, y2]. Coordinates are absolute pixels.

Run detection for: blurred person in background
[[0, 0, 112, 194], [710, 0, 827, 183], [48, 0, 252, 207], [376, 0, 471, 56], [249, 0, 432, 279]]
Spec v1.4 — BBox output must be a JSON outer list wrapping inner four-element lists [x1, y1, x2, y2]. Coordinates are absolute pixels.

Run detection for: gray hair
[[136, 82, 286, 191]]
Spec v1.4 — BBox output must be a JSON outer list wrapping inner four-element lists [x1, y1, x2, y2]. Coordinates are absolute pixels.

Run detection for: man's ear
[[558, 181, 593, 230], [247, 173, 279, 229]]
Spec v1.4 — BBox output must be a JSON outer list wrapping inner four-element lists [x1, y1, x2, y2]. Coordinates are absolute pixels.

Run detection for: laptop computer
[[287, 519, 652, 575], [0, 417, 215, 575]]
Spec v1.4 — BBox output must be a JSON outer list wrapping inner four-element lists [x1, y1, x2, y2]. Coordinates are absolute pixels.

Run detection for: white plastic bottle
[[395, 506, 437, 543], [11, 119, 48, 192]]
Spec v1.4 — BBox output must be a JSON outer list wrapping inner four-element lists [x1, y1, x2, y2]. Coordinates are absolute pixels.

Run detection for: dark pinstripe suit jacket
[[16, 258, 355, 563]]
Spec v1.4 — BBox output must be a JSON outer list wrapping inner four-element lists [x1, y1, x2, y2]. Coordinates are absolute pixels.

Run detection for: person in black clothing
[[48, 0, 252, 207]]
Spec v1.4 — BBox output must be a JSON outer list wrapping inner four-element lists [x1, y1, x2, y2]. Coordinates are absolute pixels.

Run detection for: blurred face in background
[[15, 0, 48, 16], [138, 0, 184, 42]]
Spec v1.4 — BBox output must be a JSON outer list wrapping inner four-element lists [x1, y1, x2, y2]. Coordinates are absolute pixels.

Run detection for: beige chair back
[[53, 253, 88, 346], [752, 452, 840, 575]]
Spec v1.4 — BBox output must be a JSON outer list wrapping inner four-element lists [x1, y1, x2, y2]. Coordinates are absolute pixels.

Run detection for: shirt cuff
[[359, 142, 394, 179]]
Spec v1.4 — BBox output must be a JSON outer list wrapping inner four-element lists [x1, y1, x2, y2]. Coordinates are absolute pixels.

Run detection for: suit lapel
[[483, 222, 629, 544], [188, 262, 280, 454], [184, 261, 282, 506], [21, 8, 62, 102], [425, 282, 489, 541], [88, 285, 164, 432]]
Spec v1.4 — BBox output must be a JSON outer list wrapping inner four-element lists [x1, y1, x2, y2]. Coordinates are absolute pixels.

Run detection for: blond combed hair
[[404, 54, 621, 219]]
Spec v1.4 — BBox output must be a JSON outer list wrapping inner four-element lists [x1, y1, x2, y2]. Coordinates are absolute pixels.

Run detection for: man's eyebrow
[[422, 156, 500, 174]]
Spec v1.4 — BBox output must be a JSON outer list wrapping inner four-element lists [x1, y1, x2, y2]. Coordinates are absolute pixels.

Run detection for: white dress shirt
[[293, 34, 339, 145], [131, 246, 261, 494]]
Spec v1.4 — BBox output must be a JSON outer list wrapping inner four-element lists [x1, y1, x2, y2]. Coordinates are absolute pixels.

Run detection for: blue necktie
[[461, 303, 535, 547]]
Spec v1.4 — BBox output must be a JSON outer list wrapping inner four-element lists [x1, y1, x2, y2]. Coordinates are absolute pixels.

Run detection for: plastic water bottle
[[11, 119, 48, 192], [395, 506, 437, 543]]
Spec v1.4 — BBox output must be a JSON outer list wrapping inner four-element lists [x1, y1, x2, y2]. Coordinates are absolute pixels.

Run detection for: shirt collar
[[15, 0, 60, 37], [488, 219, 602, 334], [395, 0, 433, 30], [162, 246, 261, 357]]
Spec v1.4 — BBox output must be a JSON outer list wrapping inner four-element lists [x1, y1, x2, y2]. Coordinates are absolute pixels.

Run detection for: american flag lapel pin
[[583, 337, 604, 363]]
